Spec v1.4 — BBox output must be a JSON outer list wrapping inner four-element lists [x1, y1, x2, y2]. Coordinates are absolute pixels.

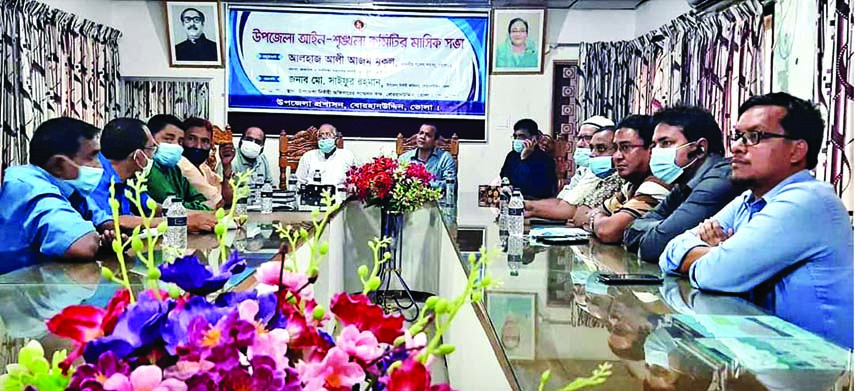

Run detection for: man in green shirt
[[145, 114, 211, 211]]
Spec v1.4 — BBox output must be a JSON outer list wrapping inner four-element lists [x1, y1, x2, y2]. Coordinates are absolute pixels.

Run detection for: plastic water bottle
[[444, 177, 456, 207], [499, 177, 511, 236], [164, 196, 187, 260], [261, 181, 273, 214], [508, 190, 524, 237], [507, 236, 523, 277], [235, 196, 248, 224], [250, 173, 263, 207], [288, 174, 298, 191], [313, 170, 322, 184]]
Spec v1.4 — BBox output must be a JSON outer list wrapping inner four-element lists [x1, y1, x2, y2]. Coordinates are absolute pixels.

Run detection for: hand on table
[[99, 229, 127, 246], [188, 211, 217, 232], [697, 219, 732, 247], [571, 205, 592, 227]]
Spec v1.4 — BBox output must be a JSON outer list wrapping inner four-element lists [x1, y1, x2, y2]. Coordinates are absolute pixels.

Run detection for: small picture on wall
[[165, 1, 223, 67], [491, 8, 546, 74], [486, 291, 536, 360]]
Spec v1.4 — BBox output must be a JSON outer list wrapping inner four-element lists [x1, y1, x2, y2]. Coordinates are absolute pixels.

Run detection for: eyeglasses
[[616, 144, 646, 154], [182, 16, 203, 23], [592, 145, 615, 154], [575, 135, 593, 143], [729, 130, 800, 146]]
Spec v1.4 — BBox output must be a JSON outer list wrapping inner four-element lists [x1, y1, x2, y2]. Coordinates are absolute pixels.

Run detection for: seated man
[[296, 123, 355, 186], [94, 118, 216, 232], [558, 115, 615, 201], [0, 118, 111, 274], [179, 117, 234, 209], [218, 126, 273, 183], [572, 115, 671, 243], [499, 119, 557, 199], [145, 114, 210, 210], [624, 106, 743, 262], [398, 124, 457, 187], [660, 93, 853, 348], [525, 126, 624, 220]]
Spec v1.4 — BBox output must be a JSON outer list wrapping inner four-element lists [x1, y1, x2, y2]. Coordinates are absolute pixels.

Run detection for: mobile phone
[[539, 236, 588, 245], [596, 273, 663, 285]]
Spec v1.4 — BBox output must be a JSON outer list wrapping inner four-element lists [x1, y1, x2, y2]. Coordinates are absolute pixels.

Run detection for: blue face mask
[[573, 148, 592, 167], [318, 138, 336, 154], [588, 156, 614, 178], [512, 140, 525, 154], [153, 143, 183, 168], [650, 143, 696, 184], [65, 164, 104, 194]]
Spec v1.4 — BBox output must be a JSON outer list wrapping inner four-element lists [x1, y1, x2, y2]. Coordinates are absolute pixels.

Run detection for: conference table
[[0, 192, 851, 391]]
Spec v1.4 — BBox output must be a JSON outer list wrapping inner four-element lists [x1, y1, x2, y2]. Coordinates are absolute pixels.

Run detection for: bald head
[[245, 127, 264, 140], [318, 124, 337, 139]]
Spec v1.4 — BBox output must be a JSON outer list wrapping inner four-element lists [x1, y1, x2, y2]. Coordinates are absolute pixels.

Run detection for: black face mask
[[183, 147, 211, 166]]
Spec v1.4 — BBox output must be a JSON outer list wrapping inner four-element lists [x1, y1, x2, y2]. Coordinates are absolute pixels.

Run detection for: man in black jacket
[[175, 8, 218, 62], [499, 119, 557, 200]]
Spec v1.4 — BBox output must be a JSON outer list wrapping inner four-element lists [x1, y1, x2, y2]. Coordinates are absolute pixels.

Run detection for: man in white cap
[[525, 115, 617, 219]]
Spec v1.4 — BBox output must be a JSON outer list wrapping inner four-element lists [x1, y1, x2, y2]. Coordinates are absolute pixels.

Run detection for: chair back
[[550, 133, 572, 189], [395, 133, 460, 166], [279, 127, 344, 188]]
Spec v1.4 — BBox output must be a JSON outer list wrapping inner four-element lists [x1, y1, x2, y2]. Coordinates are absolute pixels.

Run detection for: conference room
[[0, 0, 852, 390]]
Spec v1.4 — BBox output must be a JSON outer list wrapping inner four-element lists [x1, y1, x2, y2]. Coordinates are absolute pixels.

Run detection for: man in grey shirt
[[623, 106, 744, 262]]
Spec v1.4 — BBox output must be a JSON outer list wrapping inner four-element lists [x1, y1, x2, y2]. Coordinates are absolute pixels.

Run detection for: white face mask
[[240, 141, 262, 160], [136, 149, 154, 178]]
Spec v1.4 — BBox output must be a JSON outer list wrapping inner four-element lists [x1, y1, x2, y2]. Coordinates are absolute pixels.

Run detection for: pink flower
[[250, 328, 291, 368], [297, 347, 365, 391], [256, 261, 314, 300], [337, 324, 385, 363], [330, 293, 404, 344], [103, 365, 187, 391]]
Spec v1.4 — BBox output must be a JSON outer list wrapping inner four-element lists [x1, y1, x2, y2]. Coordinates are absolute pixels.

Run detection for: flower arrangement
[[0, 173, 612, 391], [345, 157, 441, 213]]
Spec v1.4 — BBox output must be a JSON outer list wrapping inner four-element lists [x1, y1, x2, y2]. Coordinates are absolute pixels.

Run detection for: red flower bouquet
[[346, 157, 441, 213]]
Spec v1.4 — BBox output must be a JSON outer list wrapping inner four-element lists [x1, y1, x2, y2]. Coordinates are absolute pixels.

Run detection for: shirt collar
[[686, 153, 726, 189], [28, 164, 76, 198], [411, 148, 440, 162], [742, 169, 814, 205], [98, 153, 123, 186]]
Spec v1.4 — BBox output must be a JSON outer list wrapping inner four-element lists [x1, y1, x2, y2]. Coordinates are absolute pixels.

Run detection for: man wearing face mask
[[295, 124, 355, 186], [556, 116, 615, 203], [218, 126, 272, 183], [499, 119, 557, 199], [525, 125, 624, 220], [623, 106, 741, 262], [569, 115, 671, 243], [94, 118, 217, 232], [179, 117, 234, 209], [145, 114, 211, 211], [0, 118, 113, 274]]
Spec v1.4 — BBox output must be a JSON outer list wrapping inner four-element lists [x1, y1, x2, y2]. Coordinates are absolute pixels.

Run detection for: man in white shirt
[[296, 123, 355, 186]]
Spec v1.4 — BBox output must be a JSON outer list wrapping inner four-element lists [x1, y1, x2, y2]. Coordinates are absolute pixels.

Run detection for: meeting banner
[[227, 8, 489, 117]]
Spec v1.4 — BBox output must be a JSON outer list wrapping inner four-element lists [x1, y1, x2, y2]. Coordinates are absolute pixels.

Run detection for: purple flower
[[163, 296, 231, 355], [68, 351, 129, 391], [83, 294, 172, 362], [159, 251, 246, 296]]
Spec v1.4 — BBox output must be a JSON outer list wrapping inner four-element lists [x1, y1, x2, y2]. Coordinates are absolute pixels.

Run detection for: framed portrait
[[490, 8, 546, 74], [165, 1, 223, 67], [486, 291, 536, 360]]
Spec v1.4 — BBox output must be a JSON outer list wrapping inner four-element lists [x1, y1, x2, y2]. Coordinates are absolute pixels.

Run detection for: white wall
[[634, 0, 693, 36], [40, 0, 113, 27]]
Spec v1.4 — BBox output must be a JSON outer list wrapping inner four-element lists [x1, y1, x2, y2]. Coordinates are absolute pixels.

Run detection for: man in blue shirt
[[660, 93, 854, 348], [398, 124, 457, 187], [624, 106, 744, 261], [499, 119, 557, 199], [0, 118, 111, 274]]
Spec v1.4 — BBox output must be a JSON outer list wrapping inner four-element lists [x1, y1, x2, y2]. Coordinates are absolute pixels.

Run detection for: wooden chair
[[551, 133, 572, 189], [279, 127, 344, 189], [395, 133, 460, 166]]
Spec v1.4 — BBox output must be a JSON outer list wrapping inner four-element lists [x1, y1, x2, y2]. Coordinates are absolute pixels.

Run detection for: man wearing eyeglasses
[[525, 125, 623, 220], [660, 93, 853, 349], [175, 8, 218, 62], [218, 126, 273, 184], [624, 106, 742, 261], [570, 115, 671, 243], [499, 119, 557, 199]]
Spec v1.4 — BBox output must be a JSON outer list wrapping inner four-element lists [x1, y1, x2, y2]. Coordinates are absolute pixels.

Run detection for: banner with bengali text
[[227, 8, 489, 117]]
